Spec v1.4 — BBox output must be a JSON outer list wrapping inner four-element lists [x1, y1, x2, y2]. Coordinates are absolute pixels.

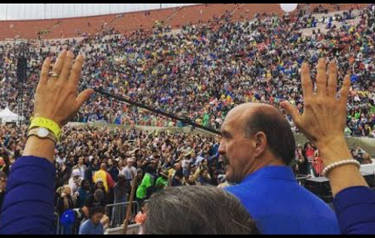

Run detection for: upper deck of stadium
[[0, 4, 368, 41]]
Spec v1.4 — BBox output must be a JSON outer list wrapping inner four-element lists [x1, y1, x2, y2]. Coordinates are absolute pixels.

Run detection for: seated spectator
[[142, 185, 259, 234], [79, 206, 104, 235]]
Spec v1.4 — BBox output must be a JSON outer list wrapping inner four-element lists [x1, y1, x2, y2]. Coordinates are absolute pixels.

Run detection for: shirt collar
[[241, 165, 296, 184]]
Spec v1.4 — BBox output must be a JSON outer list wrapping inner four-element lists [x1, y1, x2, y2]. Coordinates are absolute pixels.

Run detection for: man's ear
[[253, 131, 267, 158]]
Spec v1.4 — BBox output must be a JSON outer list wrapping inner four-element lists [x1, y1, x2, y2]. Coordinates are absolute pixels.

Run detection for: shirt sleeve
[[0, 156, 56, 234], [106, 173, 115, 189], [333, 186, 375, 234], [78, 221, 88, 234]]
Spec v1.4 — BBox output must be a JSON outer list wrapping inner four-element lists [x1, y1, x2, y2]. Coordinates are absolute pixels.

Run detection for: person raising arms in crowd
[[219, 81, 340, 232], [0, 51, 374, 234], [281, 59, 375, 234]]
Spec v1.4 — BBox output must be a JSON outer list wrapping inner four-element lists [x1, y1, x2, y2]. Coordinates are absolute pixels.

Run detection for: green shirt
[[136, 173, 153, 199], [354, 112, 361, 120], [155, 177, 168, 191]]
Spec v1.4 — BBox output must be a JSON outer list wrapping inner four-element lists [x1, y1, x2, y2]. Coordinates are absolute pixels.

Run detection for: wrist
[[29, 117, 62, 142], [315, 136, 352, 167], [23, 136, 55, 163]]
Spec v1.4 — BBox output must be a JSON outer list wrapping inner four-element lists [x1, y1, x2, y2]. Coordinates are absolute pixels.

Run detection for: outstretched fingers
[[280, 101, 301, 127], [59, 51, 74, 83], [339, 74, 351, 106], [68, 54, 85, 89], [75, 89, 95, 112], [38, 57, 51, 87], [301, 62, 313, 99], [316, 58, 327, 98], [327, 62, 338, 98]]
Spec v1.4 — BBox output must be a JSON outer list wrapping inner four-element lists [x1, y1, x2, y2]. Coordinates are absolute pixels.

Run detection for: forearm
[[0, 156, 56, 234], [317, 137, 368, 197], [22, 136, 56, 163]]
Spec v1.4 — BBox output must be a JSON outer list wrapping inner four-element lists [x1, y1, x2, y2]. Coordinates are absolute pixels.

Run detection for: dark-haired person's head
[[143, 186, 259, 234], [219, 103, 295, 183], [81, 179, 90, 190], [94, 188, 104, 202], [89, 206, 104, 225]]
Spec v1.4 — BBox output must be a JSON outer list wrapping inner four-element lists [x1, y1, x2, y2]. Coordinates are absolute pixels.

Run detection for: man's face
[[219, 107, 256, 184], [92, 212, 104, 225], [78, 157, 83, 165]]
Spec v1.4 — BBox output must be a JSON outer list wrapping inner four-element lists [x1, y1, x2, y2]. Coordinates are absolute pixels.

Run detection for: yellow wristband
[[29, 117, 62, 141]]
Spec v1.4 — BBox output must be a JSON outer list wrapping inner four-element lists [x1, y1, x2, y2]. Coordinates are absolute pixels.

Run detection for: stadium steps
[[0, 4, 370, 40], [167, 4, 239, 28]]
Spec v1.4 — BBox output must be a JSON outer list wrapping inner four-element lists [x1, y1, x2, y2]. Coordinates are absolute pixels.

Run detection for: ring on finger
[[49, 72, 60, 78]]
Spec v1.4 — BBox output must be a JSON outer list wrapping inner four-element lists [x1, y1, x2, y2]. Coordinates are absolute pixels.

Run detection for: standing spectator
[[76, 179, 92, 209], [136, 165, 157, 207], [79, 206, 105, 235], [82, 189, 107, 219], [155, 169, 169, 192], [73, 157, 87, 180], [108, 158, 120, 182], [85, 158, 99, 185], [111, 174, 128, 227], [93, 163, 115, 194], [56, 185, 75, 216], [68, 169, 82, 196], [122, 157, 137, 187], [313, 150, 323, 177]]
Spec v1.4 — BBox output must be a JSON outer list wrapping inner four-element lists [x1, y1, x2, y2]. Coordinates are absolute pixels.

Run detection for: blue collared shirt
[[224, 166, 340, 234], [79, 219, 104, 235]]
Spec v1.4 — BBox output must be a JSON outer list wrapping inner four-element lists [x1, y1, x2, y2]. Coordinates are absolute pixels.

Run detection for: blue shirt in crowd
[[225, 166, 340, 234], [79, 219, 104, 235]]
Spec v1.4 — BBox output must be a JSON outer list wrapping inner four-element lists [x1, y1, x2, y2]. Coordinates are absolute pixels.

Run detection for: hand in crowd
[[281, 59, 350, 149], [281, 58, 369, 196], [34, 50, 94, 127]]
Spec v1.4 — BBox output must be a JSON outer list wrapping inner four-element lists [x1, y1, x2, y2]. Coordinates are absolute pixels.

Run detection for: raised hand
[[34, 50, 94, 127], [280, 58, 351, 148]]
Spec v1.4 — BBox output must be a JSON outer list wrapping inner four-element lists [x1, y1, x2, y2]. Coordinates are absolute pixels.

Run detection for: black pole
[[17, 44, 27, 128], [93, 89, 221, 136]]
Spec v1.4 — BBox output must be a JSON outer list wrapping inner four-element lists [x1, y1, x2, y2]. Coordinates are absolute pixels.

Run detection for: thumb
[[76, 89, 94, 110], [280, 101, 301, 126]]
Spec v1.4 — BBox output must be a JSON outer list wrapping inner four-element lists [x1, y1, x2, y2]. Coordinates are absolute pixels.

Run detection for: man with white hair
[[69, 169, 82, 196], [122, 157, 137, 185], [73, 157, 87, 180]]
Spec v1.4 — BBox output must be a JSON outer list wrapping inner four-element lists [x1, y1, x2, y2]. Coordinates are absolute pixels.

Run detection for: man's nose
[[218, 141, 225, 154]]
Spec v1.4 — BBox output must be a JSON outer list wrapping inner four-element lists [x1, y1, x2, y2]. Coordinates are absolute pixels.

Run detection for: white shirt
[[122, 166, 137, 181]]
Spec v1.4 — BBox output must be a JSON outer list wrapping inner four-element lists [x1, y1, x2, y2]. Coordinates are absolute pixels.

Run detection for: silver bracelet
[[323, 159, 361, 177]]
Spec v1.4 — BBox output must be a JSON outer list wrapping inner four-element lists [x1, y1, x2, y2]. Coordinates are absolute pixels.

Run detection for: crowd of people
[[0, 123, 226, 233], [0, 5, 374, 137], [0, 3, 375, 235]]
